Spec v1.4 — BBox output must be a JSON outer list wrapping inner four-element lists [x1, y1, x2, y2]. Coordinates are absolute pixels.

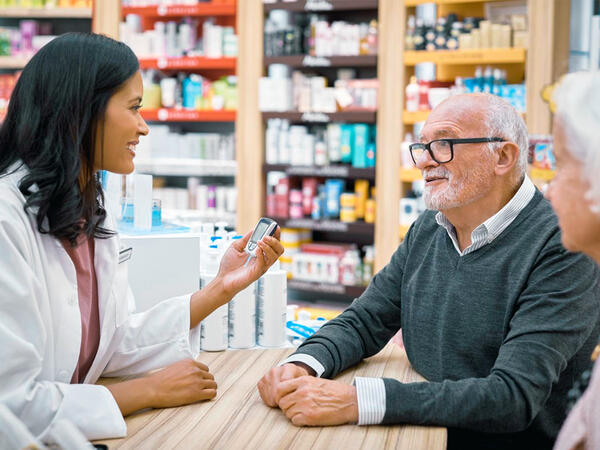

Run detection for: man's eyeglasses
[[409, 137, 505, 165]]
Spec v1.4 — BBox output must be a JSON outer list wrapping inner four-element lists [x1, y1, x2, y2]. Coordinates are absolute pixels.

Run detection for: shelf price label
[[302, 55, 331, 67], [156, 109, 201, 121], [157, 5, 197, 16], [287, 219, 349, 232], [305, 0, 333, 11], [289, 280, 346, 295], [300, 112, 330, 122], [156, 57, 200, 69], [286, 166, 349, 177]]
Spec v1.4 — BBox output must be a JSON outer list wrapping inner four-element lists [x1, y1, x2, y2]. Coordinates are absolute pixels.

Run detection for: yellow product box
[[295, 307, 343, 321]]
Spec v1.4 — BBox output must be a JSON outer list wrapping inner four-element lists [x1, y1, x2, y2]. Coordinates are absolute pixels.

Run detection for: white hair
[[479, 94, 529, 181], [553, 71, 600, 214]]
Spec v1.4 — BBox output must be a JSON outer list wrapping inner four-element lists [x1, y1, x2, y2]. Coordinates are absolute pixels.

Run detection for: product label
[[286, 218, 349, 232], [288, 279, 346, 294], [305, 0, 333, 11], [300, 112, 330, 123], [302, 55, 331, 67], [287, 166, 349, 177]]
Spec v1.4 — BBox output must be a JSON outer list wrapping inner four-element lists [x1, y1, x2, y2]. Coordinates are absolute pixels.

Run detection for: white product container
[[228, 283, 256, 349], [257, 261, 288, 348], [200, 245, 229, 351]]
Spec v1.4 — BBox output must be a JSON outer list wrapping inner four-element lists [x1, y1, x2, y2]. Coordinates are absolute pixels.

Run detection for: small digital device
[[245, 217, 278, 258]]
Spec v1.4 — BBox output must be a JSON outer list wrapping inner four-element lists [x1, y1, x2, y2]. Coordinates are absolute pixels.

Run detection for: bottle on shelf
[[405, 76, 419, 112]]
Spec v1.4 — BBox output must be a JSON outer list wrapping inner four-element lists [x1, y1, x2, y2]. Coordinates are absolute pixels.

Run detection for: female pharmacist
[[545, 71, 600, 450], [0, 33, 283, 442]]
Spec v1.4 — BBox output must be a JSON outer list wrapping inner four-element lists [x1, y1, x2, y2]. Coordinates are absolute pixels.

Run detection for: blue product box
[[325, 179, 345, 218], [366, 143, 376, 167], [352, 124, 369, 168], [182, 76, 203, 110], [340, 124, 354, 164]]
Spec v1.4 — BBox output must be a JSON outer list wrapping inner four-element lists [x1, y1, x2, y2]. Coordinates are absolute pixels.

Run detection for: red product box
[[300, 242, 354, 258], [302, 178, 318, 216]]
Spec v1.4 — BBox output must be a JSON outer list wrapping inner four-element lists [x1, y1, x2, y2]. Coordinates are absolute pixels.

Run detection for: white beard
[[423, 161, 494, 211]]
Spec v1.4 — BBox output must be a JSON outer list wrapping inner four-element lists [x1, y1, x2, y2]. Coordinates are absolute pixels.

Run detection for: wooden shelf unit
[[93, 0, 567, 275]]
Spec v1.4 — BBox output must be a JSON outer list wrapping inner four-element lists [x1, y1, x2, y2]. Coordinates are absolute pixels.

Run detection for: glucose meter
[[244, 217, 278, 258]]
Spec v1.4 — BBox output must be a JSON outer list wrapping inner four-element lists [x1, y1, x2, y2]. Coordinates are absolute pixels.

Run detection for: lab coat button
[[58, 370, 70, 381], [67, 294, 77, 307]]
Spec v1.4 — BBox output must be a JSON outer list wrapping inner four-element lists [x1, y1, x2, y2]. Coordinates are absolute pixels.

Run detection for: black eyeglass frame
[[409, 137, 505, 165]]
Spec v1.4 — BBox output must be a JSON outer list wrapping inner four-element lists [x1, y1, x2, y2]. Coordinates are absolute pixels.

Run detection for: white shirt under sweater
[[280, 176, 536, 425]]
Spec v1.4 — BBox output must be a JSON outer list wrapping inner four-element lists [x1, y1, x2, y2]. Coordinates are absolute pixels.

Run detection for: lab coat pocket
[[112, 262, 130, 327]]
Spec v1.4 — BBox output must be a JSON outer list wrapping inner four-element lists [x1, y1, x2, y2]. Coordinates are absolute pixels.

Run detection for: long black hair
[[0, 32, 139, 245]]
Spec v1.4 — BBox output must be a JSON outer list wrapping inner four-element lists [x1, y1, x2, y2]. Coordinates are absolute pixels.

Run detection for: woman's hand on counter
[[146, 359, 217, 408], [106, 359, 217, 417], [218, 227, 284, 297]]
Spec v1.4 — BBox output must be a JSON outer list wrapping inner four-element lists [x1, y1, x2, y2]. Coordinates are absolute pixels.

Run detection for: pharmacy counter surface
[[96, 344, 446, 449]]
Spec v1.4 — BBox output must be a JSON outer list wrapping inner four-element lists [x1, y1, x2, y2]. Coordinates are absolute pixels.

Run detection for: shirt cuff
[[354, 377, 386, 425], [279, 354, 325, 378]]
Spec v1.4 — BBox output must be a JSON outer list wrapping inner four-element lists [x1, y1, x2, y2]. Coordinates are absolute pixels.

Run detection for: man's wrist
[[288, 361, 316, 377], [345, 385, 359, 424]]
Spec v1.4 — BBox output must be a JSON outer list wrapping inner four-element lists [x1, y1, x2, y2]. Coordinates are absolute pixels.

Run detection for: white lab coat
[[0, 165, 201, 442]]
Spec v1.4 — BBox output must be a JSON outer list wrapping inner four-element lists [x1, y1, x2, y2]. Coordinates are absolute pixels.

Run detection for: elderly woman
[[546, 71, 600, 450]]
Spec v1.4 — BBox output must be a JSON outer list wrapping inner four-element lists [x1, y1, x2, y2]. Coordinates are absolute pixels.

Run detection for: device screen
[[251, 221, 269, 242]]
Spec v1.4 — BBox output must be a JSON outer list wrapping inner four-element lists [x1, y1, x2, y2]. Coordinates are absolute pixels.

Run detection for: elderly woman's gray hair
[[553, 71, 600, 214]]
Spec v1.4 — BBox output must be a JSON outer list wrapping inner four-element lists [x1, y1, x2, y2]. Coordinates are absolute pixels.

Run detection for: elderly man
[[258, 94, 600, 449]]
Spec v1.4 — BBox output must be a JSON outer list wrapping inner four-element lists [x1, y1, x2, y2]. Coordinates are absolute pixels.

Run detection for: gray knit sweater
[[292, 190, 600, 448]]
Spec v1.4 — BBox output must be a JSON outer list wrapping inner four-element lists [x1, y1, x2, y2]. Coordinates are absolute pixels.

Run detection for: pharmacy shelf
[[0, 7, 92, 18], [404, 48, 527, 65], [134, 159, 237, 177], [0, 56, 30, 70], [530, 168, 555, 181], [141, 109, 236, 122], [264, 164, 376, 180], [264, 55, 377, 68], [122, 3, 236, 17], [287, 279, 366, 298], [261, 111, 376, 124], [138, 57, 236, 71], [263, 0, 378, 13], [272, 217, 374, 234], [400, 167, 422, 183]]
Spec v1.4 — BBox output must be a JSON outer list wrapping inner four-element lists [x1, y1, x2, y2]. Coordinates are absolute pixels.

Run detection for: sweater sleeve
[[380, 243, 600, 432], [288, 223, 413, 379]]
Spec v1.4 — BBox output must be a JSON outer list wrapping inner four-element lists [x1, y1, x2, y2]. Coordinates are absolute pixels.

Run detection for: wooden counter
[[96, 344, 446, 449]]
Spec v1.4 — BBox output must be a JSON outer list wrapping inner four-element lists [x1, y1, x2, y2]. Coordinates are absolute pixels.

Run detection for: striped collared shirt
[[435, 176, 536, 256]]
